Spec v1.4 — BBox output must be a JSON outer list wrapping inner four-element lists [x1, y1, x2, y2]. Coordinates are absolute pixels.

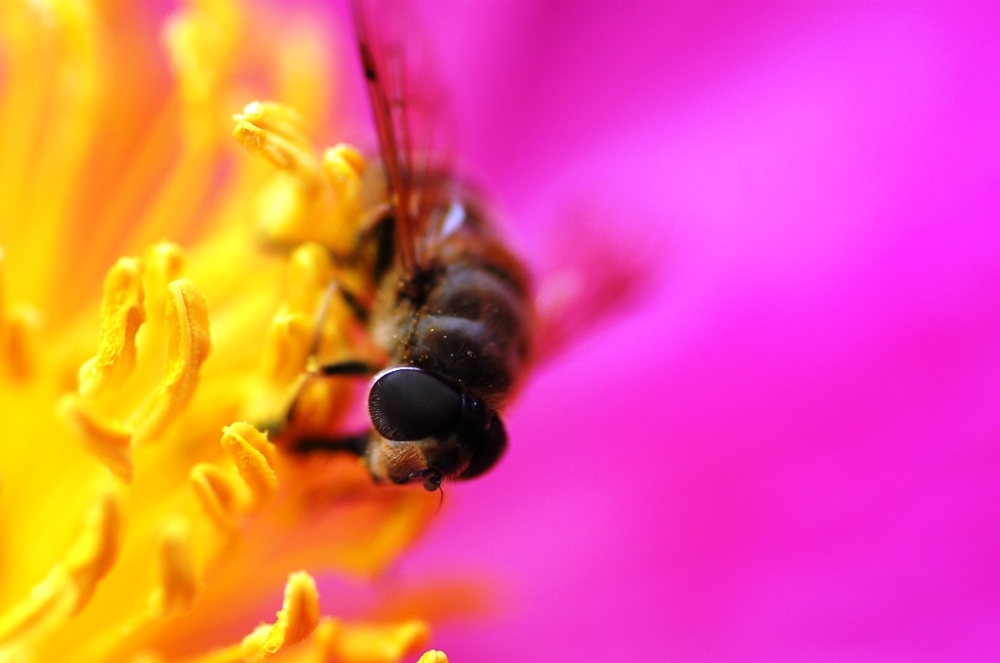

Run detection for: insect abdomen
[[406, 258, 531, 408]]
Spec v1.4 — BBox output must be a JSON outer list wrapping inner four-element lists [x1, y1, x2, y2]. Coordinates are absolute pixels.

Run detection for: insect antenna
[[436, 482, 445, 512]]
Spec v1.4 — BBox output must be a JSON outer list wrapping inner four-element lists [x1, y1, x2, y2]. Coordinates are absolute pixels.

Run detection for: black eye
[[369, 367, 462, 441], [459, 413, 507, 480]]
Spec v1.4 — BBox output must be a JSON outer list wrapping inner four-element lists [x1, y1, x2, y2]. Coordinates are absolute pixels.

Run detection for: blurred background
[[313, 2, 1000, 661]]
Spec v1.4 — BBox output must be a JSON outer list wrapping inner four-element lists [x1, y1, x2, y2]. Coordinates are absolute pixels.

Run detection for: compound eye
[[459, 413, 508, 480], [369, 367, 462, 441]]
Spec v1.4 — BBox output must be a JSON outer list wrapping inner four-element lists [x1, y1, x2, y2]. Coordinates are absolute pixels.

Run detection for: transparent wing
[[531, 205, 655, 364], [351, 0, 456, 276]]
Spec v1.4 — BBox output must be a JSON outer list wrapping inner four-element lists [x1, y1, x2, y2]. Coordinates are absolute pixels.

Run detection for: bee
[[285, 0, 533, 492]]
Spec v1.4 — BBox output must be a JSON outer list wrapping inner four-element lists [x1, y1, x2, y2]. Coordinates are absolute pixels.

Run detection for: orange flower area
[[0, 1, 453, 661]]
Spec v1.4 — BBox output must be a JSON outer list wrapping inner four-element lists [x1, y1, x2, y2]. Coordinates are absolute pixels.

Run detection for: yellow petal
[[163, 0, 240, 148], [1, 0, 103, 310]]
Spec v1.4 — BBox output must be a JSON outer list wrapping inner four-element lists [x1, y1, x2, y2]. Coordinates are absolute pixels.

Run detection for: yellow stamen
[[0, 489, 122, 646], [241, 242, 364, 430], [239, 311, 313, 429], [1, 305, 39, 382], [0, 247, 39, 381], [180, 592, 430, 663], [143, 243, 188, 329], [189, 462, 241, 531], [260, 312, 314, 387], [220, 422, 278, 509], [148, 521, 201, 619], [1, 0, 472, 658], [0, 567, 79, 655], [322, 144, 366, 227], [240, 572, 320, 661], [284, 243, 336, 319], [77, 256, 146, 399], [284, 242, 374, 364], [324, 619, 430, 663], [235, 102, 313, 154], [233, 102, 366, 255], [58, 395, 135, 483], [63, 488, 124, 615], [233, 111, 323, 192], [131, 279, 211, 445], [417, 651, 449, 663], [325, 144, 366, 181]]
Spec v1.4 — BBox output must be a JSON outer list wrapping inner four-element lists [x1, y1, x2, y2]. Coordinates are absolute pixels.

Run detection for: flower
[[7, 0, 998, 661], [0, 0, 459, 661], [384, 2, 1000, 661]]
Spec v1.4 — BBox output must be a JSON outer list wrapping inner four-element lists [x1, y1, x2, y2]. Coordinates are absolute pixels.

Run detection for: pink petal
[[396, 2, 1000, 660]]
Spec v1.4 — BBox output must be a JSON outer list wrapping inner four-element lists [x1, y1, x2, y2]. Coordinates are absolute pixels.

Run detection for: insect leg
[[316, 360, 380, 376], [337, 287, 369, 325], [264, 290, 378, 438], [273, 359, 380, 436], [311, 279, 369, 358], [287, 431, 370, 456]]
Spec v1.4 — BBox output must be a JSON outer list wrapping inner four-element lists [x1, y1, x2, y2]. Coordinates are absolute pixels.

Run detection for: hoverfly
[[284, 0, 533, 492]]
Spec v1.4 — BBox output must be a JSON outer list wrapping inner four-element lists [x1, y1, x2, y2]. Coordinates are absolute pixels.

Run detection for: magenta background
[[315, 2, 1000, 661]]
